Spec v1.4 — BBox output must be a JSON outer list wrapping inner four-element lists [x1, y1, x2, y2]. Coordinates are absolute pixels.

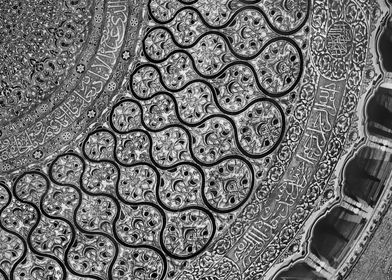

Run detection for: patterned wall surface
[[0, 0, 390, 279]]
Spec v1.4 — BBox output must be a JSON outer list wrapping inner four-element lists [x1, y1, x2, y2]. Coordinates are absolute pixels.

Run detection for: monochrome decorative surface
[[0, 0, 390, 279]]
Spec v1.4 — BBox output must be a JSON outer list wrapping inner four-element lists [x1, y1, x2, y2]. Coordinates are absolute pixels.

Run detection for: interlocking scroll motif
[[0, 0, 381, 279]]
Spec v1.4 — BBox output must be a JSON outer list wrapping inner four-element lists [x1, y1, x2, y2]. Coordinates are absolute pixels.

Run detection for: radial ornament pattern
[[0, 0, 391, 280]]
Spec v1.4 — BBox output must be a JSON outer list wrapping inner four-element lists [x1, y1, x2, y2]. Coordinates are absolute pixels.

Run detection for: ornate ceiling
[[0, 0, 391, 279]]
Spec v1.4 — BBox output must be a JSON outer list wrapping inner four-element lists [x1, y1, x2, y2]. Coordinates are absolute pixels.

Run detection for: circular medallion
[[0, 1, 389, 280], [326, 21, 353, 58]]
